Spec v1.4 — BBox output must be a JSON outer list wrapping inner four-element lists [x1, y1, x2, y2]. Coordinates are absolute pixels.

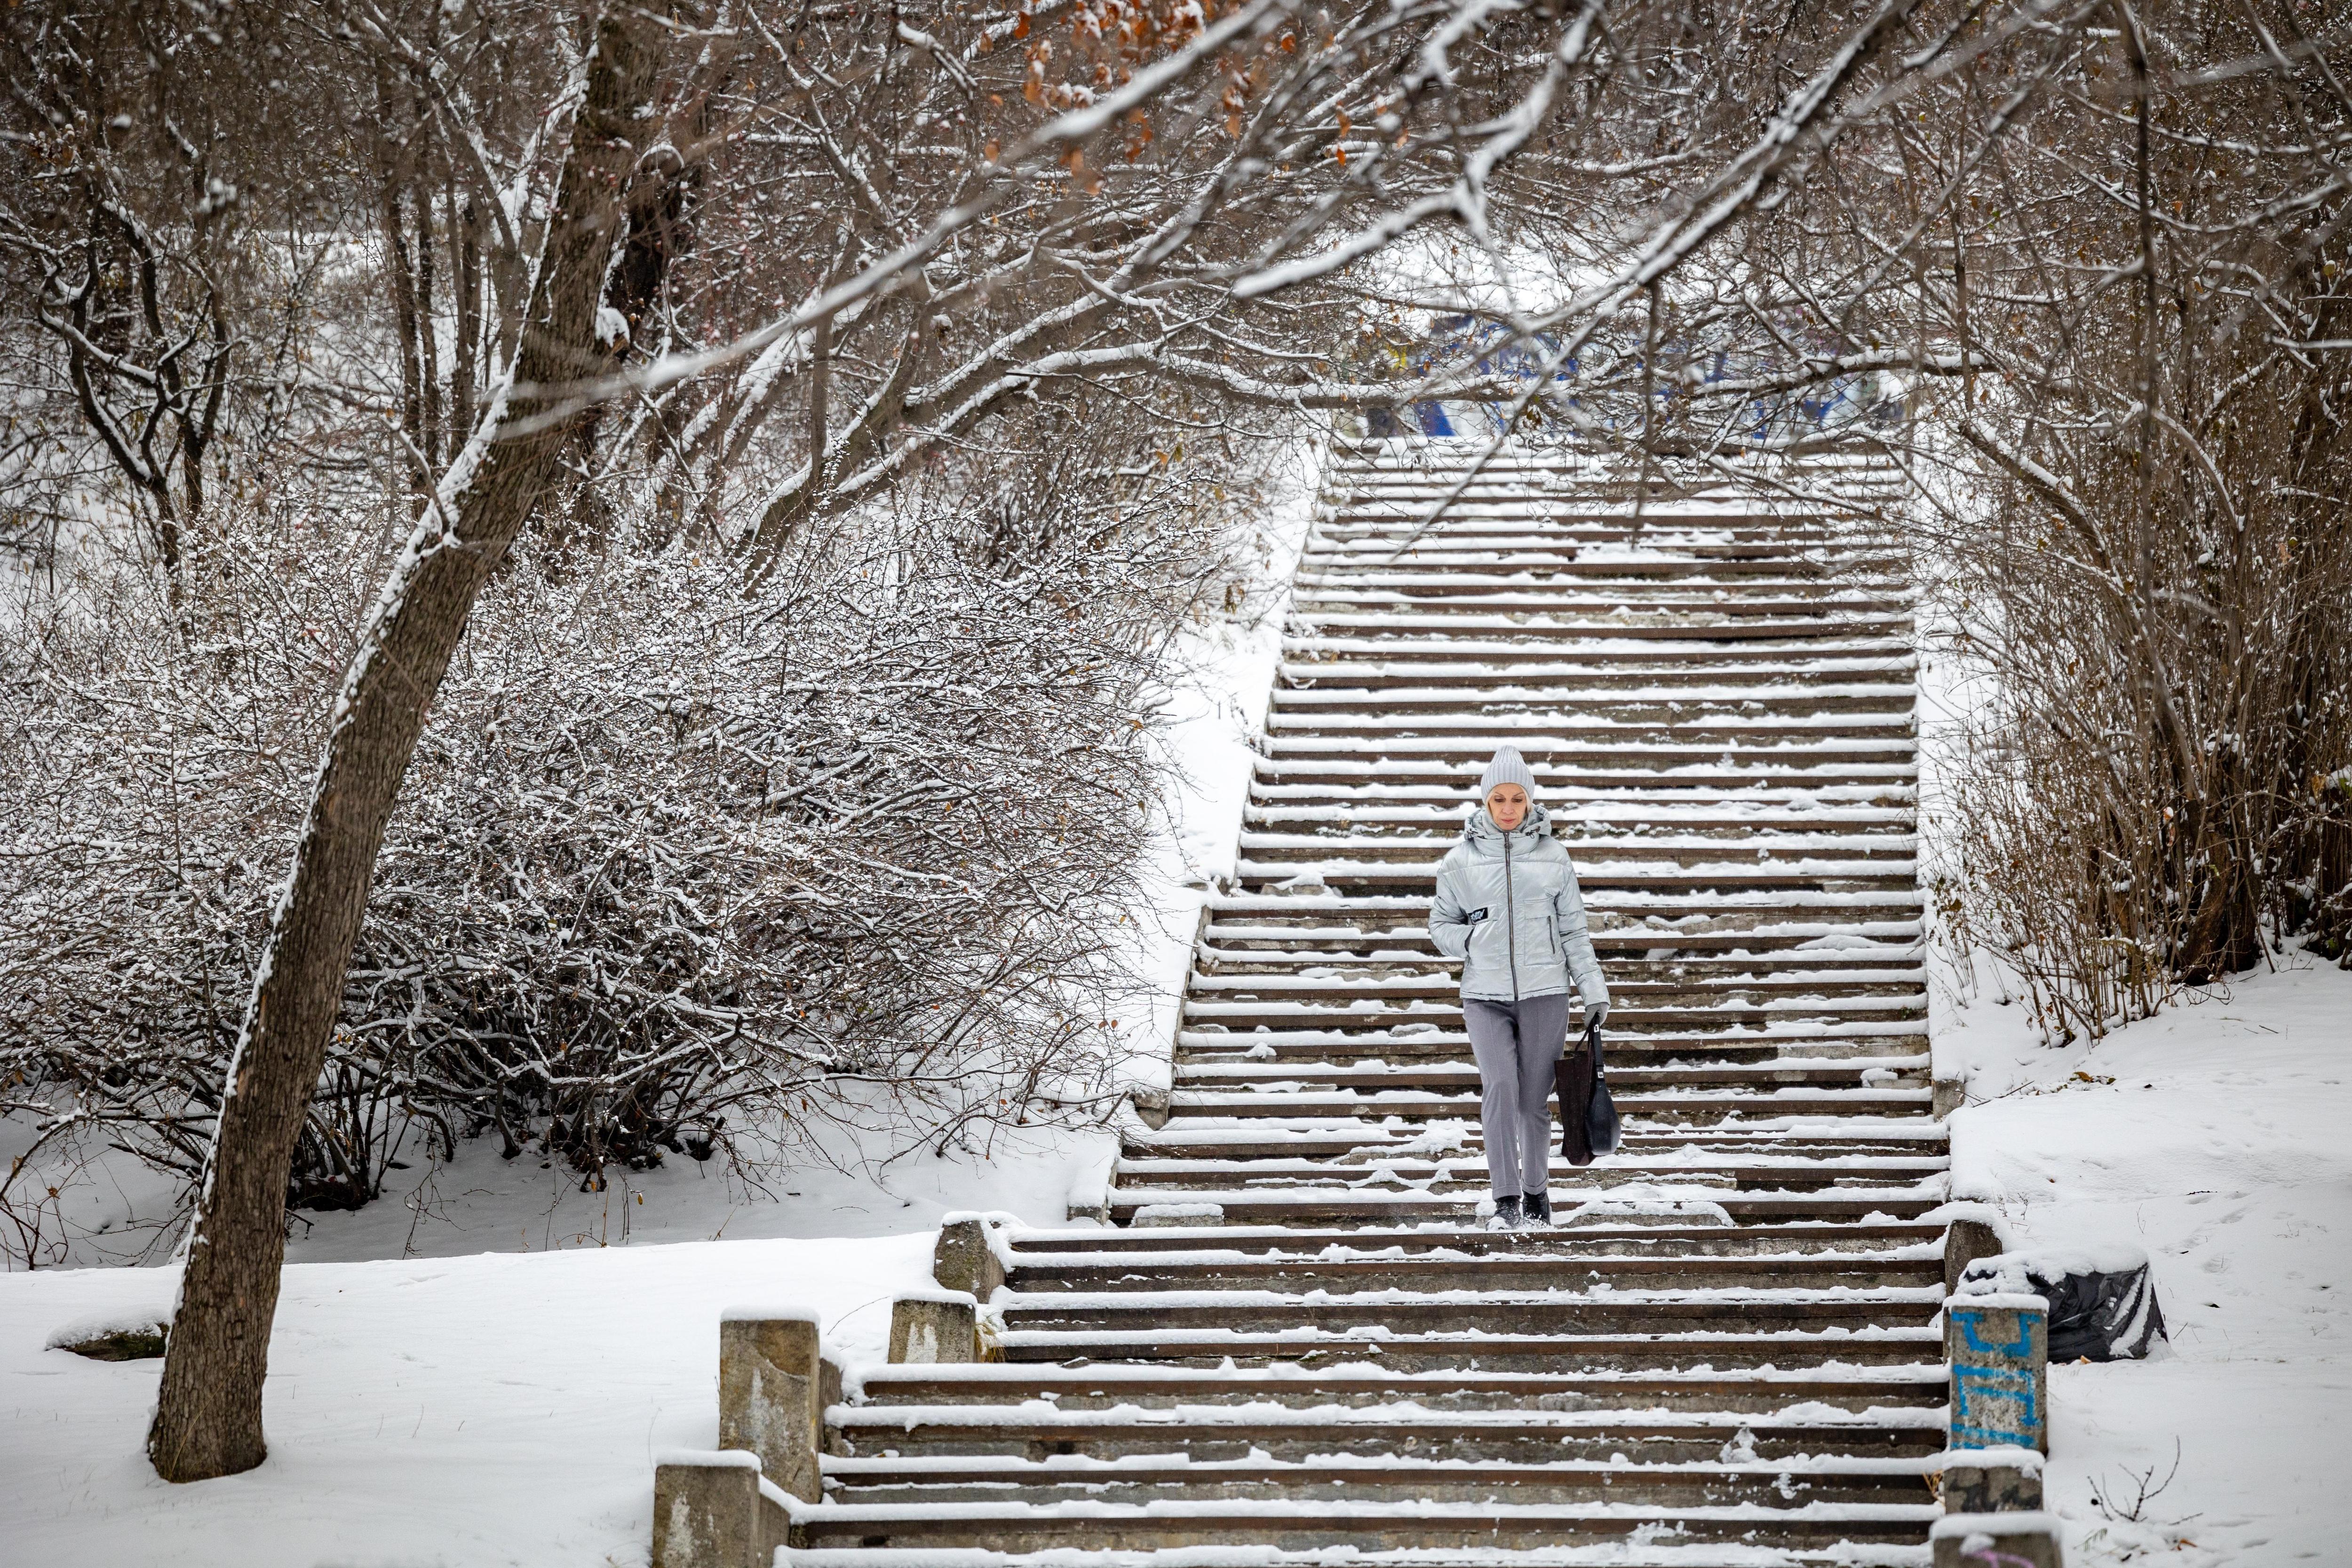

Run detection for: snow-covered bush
[[1807, 3, 2352, 1038], [0, 413, 1268, 1244]]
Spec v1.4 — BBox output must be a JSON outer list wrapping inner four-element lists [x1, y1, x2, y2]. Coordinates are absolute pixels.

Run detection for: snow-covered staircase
[[808, 443, 1944, 1562]]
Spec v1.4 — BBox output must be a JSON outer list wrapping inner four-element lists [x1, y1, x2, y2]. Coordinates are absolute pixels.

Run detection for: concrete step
[[1281, 634, 1913, 663], [1262, 716, 1920, 746], [999, 1220, 1944, 1257], [993, 1329, 1941, 1374], [822, 1452, 1935, 1507], [1249, 794, 1918, 820], [1173, 1038, 1929, 1070], [1245, 799, 1917, 826], [846, 1360, 1945, 1414], [1005, 1250, 1939, 1294], [1294, 580, 1903, 602], [1192, 949, 1925, 975], [1101, 1191, 1945, 1226], [1186, 968, 1924, 990], [1164, 1063, 1928, 1098], [1279, 652, 1916, 680], [1156, 1088, 1933, 1125], [828, 1407, 1943, 1463], [1269, 695, 1919, 726], [1292, 591, 1915, 618], [1254, 779, 1916, 804], [1287, 612, 1916, 640], [1232, 869, 1910, 893], [1204, 893, 1929, 923], [1111, 1159, 1944, 1194], [789, 1497, 1937, 1551], [1119, 1130, 1944, 1160], [1201, 923, 1925, 954], [1178, 1003, 1926, 1034]]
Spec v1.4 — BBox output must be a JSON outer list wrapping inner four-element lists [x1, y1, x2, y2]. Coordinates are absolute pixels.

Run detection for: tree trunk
[[450, 192, 482, 445], [144, 7, 668, 1485], [549, 133, 702, 559]]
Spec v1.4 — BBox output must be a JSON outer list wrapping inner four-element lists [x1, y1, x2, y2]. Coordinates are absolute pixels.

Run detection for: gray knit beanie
[[1478, 745, 1536, 802]]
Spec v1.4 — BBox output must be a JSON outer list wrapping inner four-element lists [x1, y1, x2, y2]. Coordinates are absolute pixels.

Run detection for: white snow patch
[[1945, 955, 2352, 1566], [0, 1231, 953, 1564]]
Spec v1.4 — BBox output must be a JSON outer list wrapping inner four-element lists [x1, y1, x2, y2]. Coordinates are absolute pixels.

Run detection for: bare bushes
[[1, 415, 1262, 1251], [1889, 13, 2352, 1037], [1933, 363, 2352, 1015]]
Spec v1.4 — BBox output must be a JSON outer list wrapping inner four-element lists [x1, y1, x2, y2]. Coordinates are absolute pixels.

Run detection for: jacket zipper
[[1503, 832, 1519, 1001]]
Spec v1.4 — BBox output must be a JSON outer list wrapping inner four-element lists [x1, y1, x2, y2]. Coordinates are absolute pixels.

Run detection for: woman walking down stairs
[[800, 443, 1945, 1560], [1431, 745, 1613, 1230]]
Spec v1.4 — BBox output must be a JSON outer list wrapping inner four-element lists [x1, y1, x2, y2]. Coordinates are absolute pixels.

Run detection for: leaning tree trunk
[[145, 9, 668, 1484]]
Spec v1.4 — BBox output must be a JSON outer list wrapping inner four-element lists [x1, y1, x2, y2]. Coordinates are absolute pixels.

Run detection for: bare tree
[[143, 0, 683, 1482]]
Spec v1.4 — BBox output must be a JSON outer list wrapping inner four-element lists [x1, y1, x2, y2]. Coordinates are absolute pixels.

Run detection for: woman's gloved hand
[[1578, 974, 1610, 1033]]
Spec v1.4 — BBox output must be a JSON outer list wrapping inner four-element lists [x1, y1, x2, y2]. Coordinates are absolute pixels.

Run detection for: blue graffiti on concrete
[[1953, 1308, 2036, 1358], [1363, 314, 1903, 443], [1950, 1363, 2041, 1447], [1949, 1306, 2043, 1448]]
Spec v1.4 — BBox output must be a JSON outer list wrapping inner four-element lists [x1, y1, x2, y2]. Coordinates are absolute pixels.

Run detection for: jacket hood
[[1462, 800, 1555, 851]]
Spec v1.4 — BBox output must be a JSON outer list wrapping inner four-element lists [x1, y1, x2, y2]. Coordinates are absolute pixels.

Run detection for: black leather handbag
[[1582, 1020, 1621, 1157], [1555, 1018, 1621, 1164]]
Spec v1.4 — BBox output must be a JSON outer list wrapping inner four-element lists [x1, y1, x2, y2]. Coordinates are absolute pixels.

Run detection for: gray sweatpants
[[1463, 993, 1570, 1198]]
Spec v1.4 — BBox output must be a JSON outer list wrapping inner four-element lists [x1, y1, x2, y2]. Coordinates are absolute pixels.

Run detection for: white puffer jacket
[[1428, 803, 1609, 1010]]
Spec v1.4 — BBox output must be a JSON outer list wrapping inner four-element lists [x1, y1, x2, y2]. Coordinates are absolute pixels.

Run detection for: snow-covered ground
[[1104, 446, 1317, 1102], [1939, 951, 2352, 1566], [1915, 561, 2352, 1564], [0, 1230, 940, 1565]]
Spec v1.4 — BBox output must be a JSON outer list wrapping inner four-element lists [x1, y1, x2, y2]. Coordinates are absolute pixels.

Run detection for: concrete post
[[1933, 1077, 1966, 1119], [890, 1289, 979, 1363], [818, 1353, 845, 1456], [652, 1450, 788, 1568], [1931, 1512, 2064, 1568], [1945, 1217, 2006, 1297], [933, 1215, 1008, 1297], [1066, 1147, 1118, 1223], [716, 1305, 822, 1501], [1947, 1292, 2049, 1456], [1933, 1445, 2044, 1512]]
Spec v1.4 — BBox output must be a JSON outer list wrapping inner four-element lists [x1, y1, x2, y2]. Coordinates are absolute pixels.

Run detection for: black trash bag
[[1959, 1247, 2168, 1361]]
